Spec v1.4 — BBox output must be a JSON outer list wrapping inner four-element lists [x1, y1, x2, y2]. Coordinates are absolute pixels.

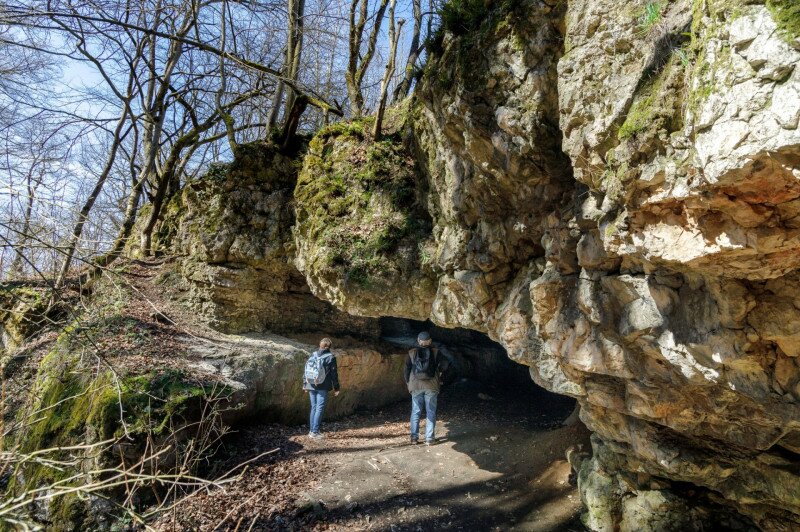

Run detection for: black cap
[[417, 331, 431, 343]]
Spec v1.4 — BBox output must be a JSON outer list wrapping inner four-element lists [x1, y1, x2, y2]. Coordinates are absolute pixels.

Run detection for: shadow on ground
[[301, 378, 591, 531], [158, 378, 590, 531]]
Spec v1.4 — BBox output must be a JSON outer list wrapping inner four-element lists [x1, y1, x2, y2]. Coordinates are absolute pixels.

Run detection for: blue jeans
[[308, 390, 329, 434], [410, 390, 438, 442]]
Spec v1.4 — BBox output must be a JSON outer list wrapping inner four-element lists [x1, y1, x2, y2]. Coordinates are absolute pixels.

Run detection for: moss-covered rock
[[618, 53, 687, 141], [767, 0, 800, 42], [293, 110, 436, 318], [0, 285, 65, 355], [10, 361, 217, 529], [155, 140, 380, 337], [4, 286, 225, 530], [176, 140, 298, 267], [5, 344, 224, 530]]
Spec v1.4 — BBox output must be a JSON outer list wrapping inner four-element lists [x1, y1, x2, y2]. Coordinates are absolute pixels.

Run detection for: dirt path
[[302, 380, 590, 531], [154, 379, 589, 531]]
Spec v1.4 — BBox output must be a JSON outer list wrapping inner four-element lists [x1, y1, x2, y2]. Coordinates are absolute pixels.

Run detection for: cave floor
[[304, 379, 589, 532], [156, 379, 590, 531]]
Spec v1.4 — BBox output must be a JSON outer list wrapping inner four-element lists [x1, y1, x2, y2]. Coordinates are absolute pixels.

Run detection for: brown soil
[[155, 379, 590, 531]]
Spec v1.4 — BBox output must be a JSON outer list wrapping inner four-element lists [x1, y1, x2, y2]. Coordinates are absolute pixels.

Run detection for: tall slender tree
[[345, 0, 390, 117], [373, 0, 404, 139]]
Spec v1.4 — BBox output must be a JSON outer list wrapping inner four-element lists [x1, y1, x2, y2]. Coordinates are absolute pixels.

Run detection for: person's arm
[[331, 356, 340, 392], [404, 350, 413, 384]]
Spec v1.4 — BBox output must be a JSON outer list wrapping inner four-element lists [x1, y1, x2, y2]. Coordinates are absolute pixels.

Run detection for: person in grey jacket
[[303, 338, 340, 439], [404, 331, 452, 445]]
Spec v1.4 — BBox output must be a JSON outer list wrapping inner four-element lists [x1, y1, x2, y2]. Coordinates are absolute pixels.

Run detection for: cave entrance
[[379, 317, 578, 424]]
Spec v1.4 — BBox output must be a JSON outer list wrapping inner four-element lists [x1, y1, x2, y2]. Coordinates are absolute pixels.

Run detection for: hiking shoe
[[410, 438, 419, 445], [425, 440, 434, 446], [310, 432, 326, 439]]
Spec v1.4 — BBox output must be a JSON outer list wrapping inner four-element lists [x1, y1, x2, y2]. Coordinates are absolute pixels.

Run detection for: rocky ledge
[[287, 0, 800, 529], [7, 0, 798, 529]]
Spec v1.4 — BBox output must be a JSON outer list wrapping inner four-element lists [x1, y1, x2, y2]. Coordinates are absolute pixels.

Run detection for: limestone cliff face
[[167, 142, 379, 337], [555, 2, 800, 530], [290, 0, 800, 529]]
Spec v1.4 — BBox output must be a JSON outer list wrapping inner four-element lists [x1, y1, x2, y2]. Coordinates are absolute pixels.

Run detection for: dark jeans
[[410, 390, 438, 442], [308, 389, 329, 434]]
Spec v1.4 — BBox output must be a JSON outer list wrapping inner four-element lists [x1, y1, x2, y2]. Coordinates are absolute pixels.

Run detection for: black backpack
[[412, 347, 438, 379]]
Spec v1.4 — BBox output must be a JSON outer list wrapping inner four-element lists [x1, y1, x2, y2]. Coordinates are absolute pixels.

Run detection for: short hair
[[319, 337, 332, 348]]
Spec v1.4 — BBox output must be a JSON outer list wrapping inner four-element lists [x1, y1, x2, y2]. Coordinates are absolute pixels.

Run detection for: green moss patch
[[0, 284, 66, 353], [3, 273, 231, 529], [426, 0, 526, 76], [295, 114, 432, 288], [21, 354, 211, 455], [8, 339, 222, 528], [767, 0, 800, 42], [686, 0, 748, 114], [618, 52, 687, 141]]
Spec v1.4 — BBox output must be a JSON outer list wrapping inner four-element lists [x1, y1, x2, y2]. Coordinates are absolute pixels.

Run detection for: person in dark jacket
[[303, 337, 340, 439], [404, 331, 452, 445]]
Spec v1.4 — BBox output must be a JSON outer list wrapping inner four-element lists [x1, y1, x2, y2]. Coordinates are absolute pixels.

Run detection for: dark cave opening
[[379, 317, 577, 417]]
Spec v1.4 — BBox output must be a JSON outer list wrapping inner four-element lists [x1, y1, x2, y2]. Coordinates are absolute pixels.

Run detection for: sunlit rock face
[[185, 333, 408, 425], [167, 142, 380, 338], [290, 0, 800, 529], [411, 0, 574, 349], [555, 1, 800, 528]]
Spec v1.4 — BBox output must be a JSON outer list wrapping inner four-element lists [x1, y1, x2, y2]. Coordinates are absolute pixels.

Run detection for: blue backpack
[[304, 351, 332, 385]]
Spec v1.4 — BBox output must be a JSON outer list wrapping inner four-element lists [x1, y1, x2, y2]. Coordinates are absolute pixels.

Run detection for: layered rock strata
[[165, 143, 380, 338], [290, 1, 800, 529], [187, 333, 409, 425]]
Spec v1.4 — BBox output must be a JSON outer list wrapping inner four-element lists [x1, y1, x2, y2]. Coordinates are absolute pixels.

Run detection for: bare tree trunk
[[8, 168, 41, 278], [267, 82, 285, 131], [134, 4, 197, 257], [392, 0, 421, 102], [280, 95, 308, 150], [373, 0, 403, 139], [267, 0, 305, 132], [55, 109, 129, 287], [215, 0, 237, 152], [90, 174, 146, 275], [282, 0, 305, 121], [139, 133, 196, 256], [345, 0, 389, 117], [320, 50, 336, 128]]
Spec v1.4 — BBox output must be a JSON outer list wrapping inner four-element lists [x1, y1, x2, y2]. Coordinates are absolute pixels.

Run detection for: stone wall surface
[[185, 333, 409, 425], [167, 142, 381, 338], [287, 0, 800, 529], [15, 1, 800, 529]]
